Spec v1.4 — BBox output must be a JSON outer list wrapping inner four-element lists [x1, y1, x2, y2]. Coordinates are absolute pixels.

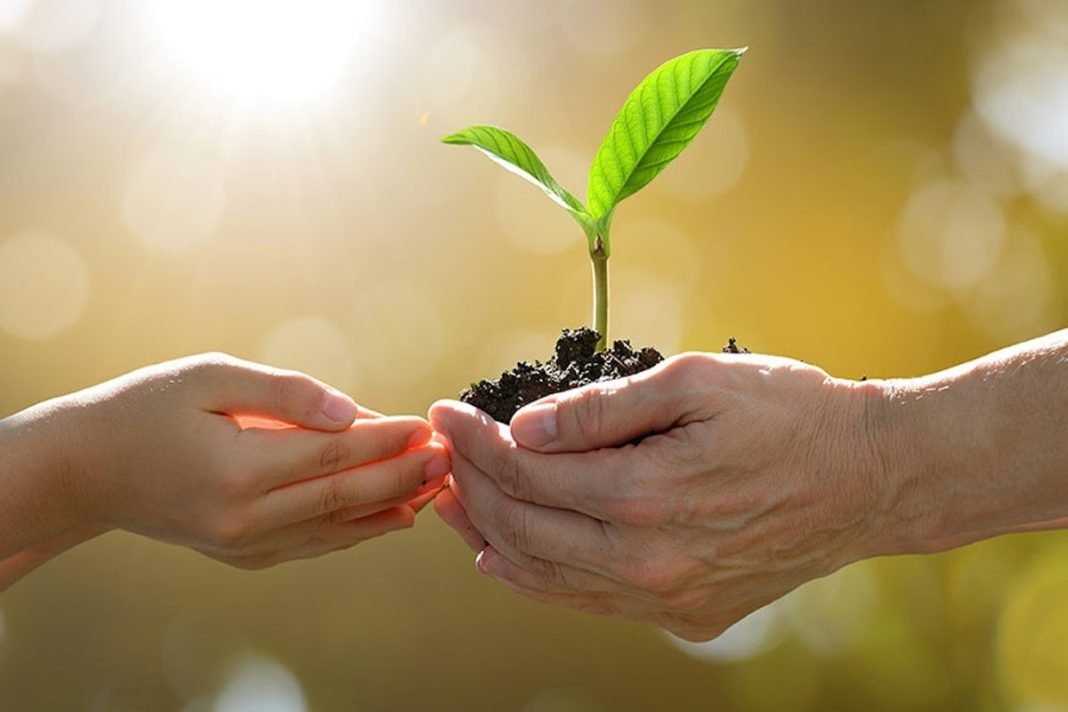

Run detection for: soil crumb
[[460, 328, 663, 423], [722, 337, 750, 354]]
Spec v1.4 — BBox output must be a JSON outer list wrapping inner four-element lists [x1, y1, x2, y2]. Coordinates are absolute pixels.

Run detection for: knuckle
[[186, 352, 237, 383], [218, 466, 254, 503], [625, 554, 683, 595], [320, 506, 354, 527], [210, 515, 252, 549], [273, 372, 321, 416], [609, 489, 670, 529], [317, 440, 350, 475], [563, 386, 608, 443], [534, 558, 568, 589], [498, 501, 531, 553], [663, 352, 714, 391], [317, 478, 349, 515], [493, 449, 527, 500]]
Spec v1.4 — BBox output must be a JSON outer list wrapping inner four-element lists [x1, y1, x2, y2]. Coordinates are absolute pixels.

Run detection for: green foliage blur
[[1, 0, 1066, 709]]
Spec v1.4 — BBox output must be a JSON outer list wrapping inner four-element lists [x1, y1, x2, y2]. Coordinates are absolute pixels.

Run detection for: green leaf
[[442, 125, 588, 219], [586, 48, 745, 219]]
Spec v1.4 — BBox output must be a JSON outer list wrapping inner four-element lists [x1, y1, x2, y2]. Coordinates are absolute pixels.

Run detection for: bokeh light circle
[[998, 550, 1068, 705], [0, 232, 89, 340], [964, 228, 1054, 342], [783, 563, 879, 655], [896, 179, 1006, 292], [214, 653, 307, 712], [121, 145, 227, 252], [973, 41, 1068, 170]]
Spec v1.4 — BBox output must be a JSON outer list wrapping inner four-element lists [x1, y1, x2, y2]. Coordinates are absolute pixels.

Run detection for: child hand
[[3, 353, 448, 572]]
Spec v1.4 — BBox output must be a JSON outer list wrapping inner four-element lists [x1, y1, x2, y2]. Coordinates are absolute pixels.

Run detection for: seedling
[[442, 48, 745, 351]]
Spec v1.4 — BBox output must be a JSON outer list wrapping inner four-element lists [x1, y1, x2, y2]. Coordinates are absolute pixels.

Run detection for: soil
[[460, 327, 751, 423], [460, 328, 660, 423]]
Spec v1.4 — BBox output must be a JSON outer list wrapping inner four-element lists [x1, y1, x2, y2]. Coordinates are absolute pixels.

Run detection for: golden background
[[1, 0, 1067, 709]]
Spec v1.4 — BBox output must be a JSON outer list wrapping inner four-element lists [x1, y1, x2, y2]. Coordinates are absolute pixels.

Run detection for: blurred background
[[0, 0, 1066, 709]]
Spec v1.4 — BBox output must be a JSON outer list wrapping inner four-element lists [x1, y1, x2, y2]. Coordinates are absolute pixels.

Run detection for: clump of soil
[[722, 337, 750, 354], [461, 328, 664, 423]]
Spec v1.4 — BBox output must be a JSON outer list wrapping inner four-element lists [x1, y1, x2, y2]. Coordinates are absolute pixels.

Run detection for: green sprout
[[442, 48, 745, 351]]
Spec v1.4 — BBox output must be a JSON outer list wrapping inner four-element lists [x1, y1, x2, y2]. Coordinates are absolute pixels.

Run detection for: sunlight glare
[[149, 0, 369, 105]]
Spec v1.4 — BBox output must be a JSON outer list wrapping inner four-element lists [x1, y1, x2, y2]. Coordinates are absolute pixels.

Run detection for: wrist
[[847, 376, 957, 557], [0, 395, 99, 557], [855, 362, 1060, 558]]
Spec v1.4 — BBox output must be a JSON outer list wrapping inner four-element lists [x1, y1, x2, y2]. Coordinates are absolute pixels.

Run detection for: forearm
[[0, 396, 93, 560], [869, 329, 1068, 555]]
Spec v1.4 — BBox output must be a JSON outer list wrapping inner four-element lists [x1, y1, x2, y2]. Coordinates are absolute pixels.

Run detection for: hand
[[430, 352, 883, 642], [5, 353, 448, 571]]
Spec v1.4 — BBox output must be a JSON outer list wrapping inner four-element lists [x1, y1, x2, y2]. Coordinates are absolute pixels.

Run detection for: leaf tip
[[734, 46, 749, 57]]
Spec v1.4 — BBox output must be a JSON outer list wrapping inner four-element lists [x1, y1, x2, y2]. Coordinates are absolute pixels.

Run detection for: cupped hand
[[66, 353, 448, 569], [430, 351, 886, 641]]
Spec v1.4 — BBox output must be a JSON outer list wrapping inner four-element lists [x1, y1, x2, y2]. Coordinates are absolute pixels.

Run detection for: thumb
[[199, 355, 359, 431], [509, 358, 692, 453]]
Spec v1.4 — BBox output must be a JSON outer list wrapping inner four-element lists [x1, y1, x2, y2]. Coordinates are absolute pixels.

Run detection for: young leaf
[[586, 48, 745, 220], [442, 125, 589, 220]]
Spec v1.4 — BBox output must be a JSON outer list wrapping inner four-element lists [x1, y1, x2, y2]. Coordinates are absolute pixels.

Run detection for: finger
[[256, 443, 449, 527], [476, 545, 631, 598], [433, 481, 485, 551], [232, 407, 382, 431], [449, 450, 618, 578], [430, 400, 635, 517], [241, 417, 433, 488], [484, 569, 659, 621], [408, 476, 447, 514], [195, 354, 362, 431], [509, 354, 704, 452], [204, 506, 416, 570]]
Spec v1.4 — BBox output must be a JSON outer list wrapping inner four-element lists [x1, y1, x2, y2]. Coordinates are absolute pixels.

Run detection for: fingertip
[[428, 399, 485, 433], [407, 422, 434, 448], [475, 546, 504, 576], [321, 389, 359, 429], [510, 402, 559, 451]]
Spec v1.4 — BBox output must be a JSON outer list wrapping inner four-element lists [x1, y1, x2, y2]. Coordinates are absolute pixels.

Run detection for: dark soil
[[460, 328, 663, 423], [461, 328, 755, 423]]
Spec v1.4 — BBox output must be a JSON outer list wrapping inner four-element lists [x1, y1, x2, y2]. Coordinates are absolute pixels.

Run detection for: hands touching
[[0, 353, 448, 587], [8, 330, 1066, 627], [430, 352, 879, 641]]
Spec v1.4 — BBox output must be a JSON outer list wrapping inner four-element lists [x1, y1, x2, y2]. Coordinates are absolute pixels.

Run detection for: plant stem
[[591, 237, 609, 351]]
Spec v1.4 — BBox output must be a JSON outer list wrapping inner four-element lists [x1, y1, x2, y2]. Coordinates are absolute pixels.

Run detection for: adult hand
[[1, 353, 448, 574], [430, 352, 883, 641]]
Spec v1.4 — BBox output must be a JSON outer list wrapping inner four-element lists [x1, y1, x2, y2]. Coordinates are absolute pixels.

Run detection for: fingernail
[[408, 427, 433, 448], [321, 390, 358, 423], [425, 455, 451, 481], [475, 548, 490, 574], [511, 402, 558, 448]]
